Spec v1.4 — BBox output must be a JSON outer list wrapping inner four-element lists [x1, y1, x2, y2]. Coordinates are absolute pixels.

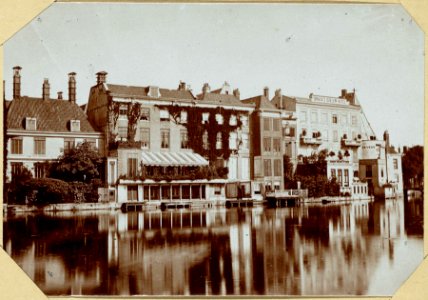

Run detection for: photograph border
[[0, 0, 426, 299]]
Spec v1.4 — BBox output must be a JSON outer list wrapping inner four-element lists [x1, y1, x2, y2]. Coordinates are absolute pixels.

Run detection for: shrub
[[23, 178, 72, 205]]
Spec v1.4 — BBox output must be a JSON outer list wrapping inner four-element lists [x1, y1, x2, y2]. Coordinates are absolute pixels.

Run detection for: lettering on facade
[[311, 95, 349, 105]]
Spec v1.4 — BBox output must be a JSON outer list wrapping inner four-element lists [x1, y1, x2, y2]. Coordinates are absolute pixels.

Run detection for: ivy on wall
[[158, 105, 243, 164]]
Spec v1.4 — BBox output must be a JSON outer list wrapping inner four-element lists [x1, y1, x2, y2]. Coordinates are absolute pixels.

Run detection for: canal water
[[2, 197, 423, 296]]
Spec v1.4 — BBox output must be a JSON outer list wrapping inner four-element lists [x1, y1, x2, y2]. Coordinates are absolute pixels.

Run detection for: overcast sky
[[3, 3, 424, 147]]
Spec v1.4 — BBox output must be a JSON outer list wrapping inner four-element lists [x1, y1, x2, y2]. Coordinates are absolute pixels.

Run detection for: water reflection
[[3, 198, 423, 296]]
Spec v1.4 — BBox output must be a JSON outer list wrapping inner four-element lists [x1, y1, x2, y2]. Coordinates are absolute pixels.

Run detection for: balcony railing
[[341, 139, 361, 147], [300, 136, 323, 145]]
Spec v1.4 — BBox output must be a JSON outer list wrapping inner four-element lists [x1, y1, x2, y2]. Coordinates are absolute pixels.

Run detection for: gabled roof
[[106, 84, 195, 100], [6, 97, 98, 132], [241, 95, 280, 112], [197, 92, 253, 108]]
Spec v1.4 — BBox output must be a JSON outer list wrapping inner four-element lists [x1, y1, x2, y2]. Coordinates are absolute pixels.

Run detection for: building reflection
[[2, 197, 421, 296]]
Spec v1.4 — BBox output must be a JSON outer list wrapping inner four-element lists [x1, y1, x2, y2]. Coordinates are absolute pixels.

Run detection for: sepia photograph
[[1, 1, 425, 298]]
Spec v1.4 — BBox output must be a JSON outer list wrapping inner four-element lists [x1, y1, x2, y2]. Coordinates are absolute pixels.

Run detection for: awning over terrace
[[141, 151, 209, 167]]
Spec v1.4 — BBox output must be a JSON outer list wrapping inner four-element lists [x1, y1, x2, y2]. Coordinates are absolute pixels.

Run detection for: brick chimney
[[178, 81, 186, 91], [275, 89, 282, 108], [68, 72, 76, 103], [42, 78, 50, 100], [57, 91, 63, 100], [96, 71, 107, 85], [341, 89, 347, 98], [233, 88, 240, 100], [202, 83, 211, 94], [263, 86, 269, 99], [13, 66, 22, 99]]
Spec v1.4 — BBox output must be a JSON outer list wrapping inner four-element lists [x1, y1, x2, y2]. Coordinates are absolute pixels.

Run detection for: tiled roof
[[197, 92, 253, 108], [6, 97, 98, 132], [106, 84, 195, 100], [241, 95, 279, 111]]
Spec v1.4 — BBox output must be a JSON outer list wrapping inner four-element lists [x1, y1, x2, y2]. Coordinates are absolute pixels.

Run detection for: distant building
[[86, 73, 254, 203], [4, 67, 103, 182]]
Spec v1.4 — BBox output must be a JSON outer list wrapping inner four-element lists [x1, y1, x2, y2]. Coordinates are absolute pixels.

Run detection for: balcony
[[300, 136, 323, 145], [341, 138, 361, 147]]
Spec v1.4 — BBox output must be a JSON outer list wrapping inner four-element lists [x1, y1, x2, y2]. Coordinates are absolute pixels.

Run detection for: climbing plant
[[157, 105, 243, 164], [127, 102, 143, 142]]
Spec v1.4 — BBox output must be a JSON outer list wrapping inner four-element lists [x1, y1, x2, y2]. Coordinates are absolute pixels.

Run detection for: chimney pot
[[68, 72, 76, 103], [202, 83, 211, 94], [233, 88, 240, 100], [178, 81, 186, 91], [263, 86, 269, 99], [341, 89, 347, 98], [57, 91, 63, 100]]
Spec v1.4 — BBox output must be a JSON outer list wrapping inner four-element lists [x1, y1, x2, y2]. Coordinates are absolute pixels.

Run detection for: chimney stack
[[341, 89, 347, 98], [275, 89, 282, 109], [233, 88, 240, 100], [178, 81, 186, 91], [68, 72, 76, 103], [96, 71, 108, 85], [202, 83, 211, 94], [383, 130, 390, 151], [57, 91, 63, 100], [42, 78, 50, 100], [263, 86, 269, 99], [13, 66, 22, 99]]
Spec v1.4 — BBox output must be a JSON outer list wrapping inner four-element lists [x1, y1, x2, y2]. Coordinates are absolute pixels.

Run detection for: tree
[[49, 141, 104, 183], [402, 145, 423, 189], [7, 166, 33, 204], [283, 155, 294, 187]]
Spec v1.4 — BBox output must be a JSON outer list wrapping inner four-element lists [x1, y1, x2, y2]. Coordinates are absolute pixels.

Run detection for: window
[[341, 114, 347, 125], [181, 129, 189, 149], [161, 129, 170, 149], [263, 137, 271, 152], [70, 120, 80, 132], [140, 108, 150, 121], [127, 186, 138, 201], [216, 132, 222, 149], [84, 138, 97, 150], [263, 118, 271, 131], [274, 159, 281, 176], [332, 114, 338, 124], [11, 138, 23, 154], [331, 169, 336, 178], [119, 105, 128, 116], [351, 115, 357, 126], [393, 159, 398, 170], [229, 132, 237, 149], [34, 138, 46, 155], [118, 126, 128, 139], [264, 159, 272, 177], [241, 133, 249, 150], [214, 185, 222, 195], [25, 117, 36, 130], [273, 119, 280, 131], [273, 138, 281, 153], [160, 109, 169, 121], [240, 115, 248, 127], [10, 162, 23, 179], [311, 111, 318, 123], [140, 128, 150, 149], [64, 138, 75, 154], [216, 114, 223, 125], [344, 169, 349, 187], [338, 169, 343, 185], [180, 111, 187, 123], [366, 165, 373, 178], [229, 115, 237, 126], [333, 130, 338, 142], [34, 163, 46, 178], [300, 111, 307, 122], [202, 113, 209, 123], [109, 161, 115, 184], [127, 157, 138, 177]]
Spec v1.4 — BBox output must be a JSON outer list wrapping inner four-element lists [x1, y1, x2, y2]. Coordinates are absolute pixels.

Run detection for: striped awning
[[141, 151, 209, 167]]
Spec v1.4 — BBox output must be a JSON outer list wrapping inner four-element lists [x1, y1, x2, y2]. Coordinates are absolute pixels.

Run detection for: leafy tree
[[402, 145, 424, 189], [49, 141, 104, 183], [7, 166, 33, 204], [22, 178, 72, 205]]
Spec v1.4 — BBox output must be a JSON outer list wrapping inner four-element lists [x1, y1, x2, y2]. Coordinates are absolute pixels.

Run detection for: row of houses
[[4, 66, 404, 203]]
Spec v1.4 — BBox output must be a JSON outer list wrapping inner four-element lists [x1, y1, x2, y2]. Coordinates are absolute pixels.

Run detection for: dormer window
[[25, 117, 37, 130], [70, 120, 80, 132], [148, 86, 160, 98]]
